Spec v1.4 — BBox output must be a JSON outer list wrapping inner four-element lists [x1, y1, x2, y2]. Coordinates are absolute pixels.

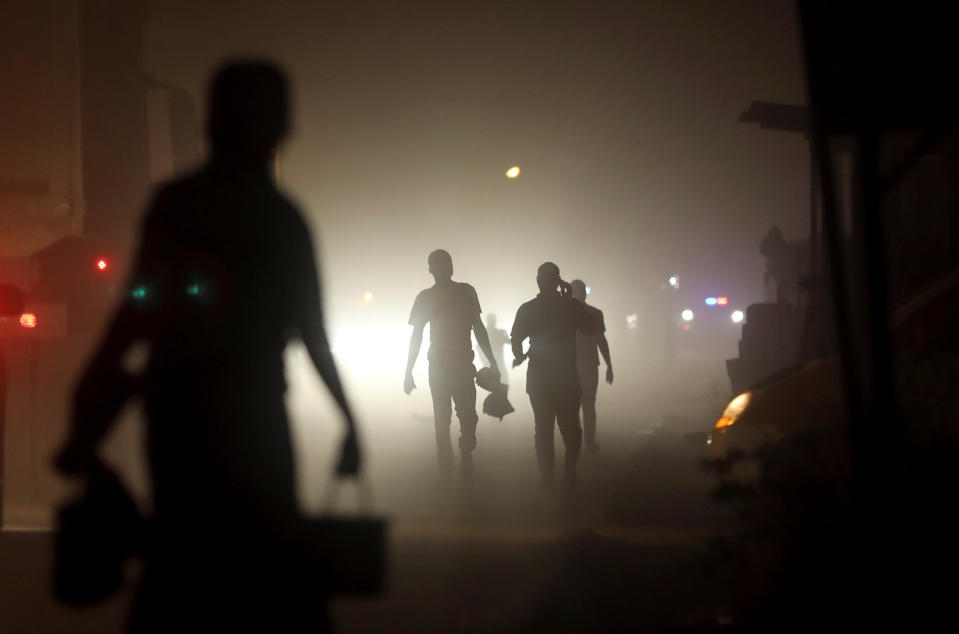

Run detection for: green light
[[131, 285, 149, 300], [186, 283, 202, 296]]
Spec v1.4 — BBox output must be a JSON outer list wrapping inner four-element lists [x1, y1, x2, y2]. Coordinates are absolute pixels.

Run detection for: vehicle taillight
[[19, 313, 38, 328]]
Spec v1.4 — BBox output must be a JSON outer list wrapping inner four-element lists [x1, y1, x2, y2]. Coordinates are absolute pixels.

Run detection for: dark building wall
[[0, 0, 83, 257], [78, 0, 151, 246]]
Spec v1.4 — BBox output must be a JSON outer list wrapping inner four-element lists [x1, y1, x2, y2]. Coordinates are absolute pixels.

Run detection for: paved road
[[1, 414, 735, 633]]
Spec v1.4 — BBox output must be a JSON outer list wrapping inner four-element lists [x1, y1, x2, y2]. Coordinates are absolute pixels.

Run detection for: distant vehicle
[[671, 285, 750, 363]]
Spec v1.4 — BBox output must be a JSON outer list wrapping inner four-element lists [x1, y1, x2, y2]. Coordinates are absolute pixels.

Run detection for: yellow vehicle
[[710, 266, 959, 464], [710, 356, 844, 460]]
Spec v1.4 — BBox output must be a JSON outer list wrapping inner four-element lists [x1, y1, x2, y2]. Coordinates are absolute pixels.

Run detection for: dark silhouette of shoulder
[[513, 294, 594, 336], [129, 168, 322, 381], [409, 281, 480, 327], [583, 303, 605, 332]]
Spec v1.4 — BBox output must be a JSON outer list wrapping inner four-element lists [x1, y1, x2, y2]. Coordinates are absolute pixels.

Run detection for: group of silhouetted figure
[[404, 251, 613, 492], [52, 60, 612, 632]]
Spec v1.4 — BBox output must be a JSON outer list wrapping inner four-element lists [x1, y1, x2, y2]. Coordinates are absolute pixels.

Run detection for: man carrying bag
[[54, 60, 383, 632]]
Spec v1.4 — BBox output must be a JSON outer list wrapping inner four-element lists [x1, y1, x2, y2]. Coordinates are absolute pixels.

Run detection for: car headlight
[[715, 391, 751, 430]]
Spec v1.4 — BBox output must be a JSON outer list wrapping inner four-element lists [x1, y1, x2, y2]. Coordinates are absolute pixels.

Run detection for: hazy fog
[[137, 0, 809, 509]]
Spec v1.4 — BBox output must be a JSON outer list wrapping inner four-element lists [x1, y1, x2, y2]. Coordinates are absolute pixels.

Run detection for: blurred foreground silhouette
[[54, 60, 363, 632]]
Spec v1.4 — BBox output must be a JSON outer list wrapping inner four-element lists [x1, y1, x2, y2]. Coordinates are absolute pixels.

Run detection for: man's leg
[[495, 353, 508, 386], [450, 362, 479, 479], [578, 363, 600, 452], [428, 365, 454, 478], [529, 390, 557, 488], [556, 387, 583, 489]]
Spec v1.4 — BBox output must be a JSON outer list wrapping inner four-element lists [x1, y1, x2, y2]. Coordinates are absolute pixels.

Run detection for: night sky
[[144, 0, 808, 335]]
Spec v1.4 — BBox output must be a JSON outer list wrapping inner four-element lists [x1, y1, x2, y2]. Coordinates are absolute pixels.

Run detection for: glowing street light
[[667, 275, 679, 289], [681, 309, 694, 322], [505, 166, 520, 179], [363, 291, 374, 303], [731, 310, 745, 324]]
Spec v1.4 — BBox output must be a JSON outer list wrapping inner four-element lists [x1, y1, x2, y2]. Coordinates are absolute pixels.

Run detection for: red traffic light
[[20, 312, 38, 329], [95, 258, 109, 272]]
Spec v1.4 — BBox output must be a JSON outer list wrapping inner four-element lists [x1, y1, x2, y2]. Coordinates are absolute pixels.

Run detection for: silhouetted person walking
[[570, 280, 613, 453], [483, 313, 511, 385], [405, 250, 499, 481], [55, 60, 358, 633], [511, 263, 593, 492]]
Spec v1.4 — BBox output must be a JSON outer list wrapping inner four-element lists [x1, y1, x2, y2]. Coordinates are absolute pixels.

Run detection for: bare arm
[[56, 306, 141, 475], [299, 314, 361, 477], [404, 324, 424, 394], [302, 326, 355, 431], [293, 219, 359, 475], [598, 333, 614, 384], [598, 334, 612, 369], [295, 234, 355, 428], [56, 197, 164, 475], [511, 338, 526, 366], [472, 315, 499, 373], [511, 309, 527, 366]]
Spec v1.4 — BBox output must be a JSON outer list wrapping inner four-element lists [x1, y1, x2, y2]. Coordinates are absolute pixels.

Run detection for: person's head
[[207, 60, 290, 165], [428, 249, 454, 281], [486, 313, 498, 328], [571, 279, 587, 302], [537, 262, 561, 294], [759, 226, 787, 258]]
